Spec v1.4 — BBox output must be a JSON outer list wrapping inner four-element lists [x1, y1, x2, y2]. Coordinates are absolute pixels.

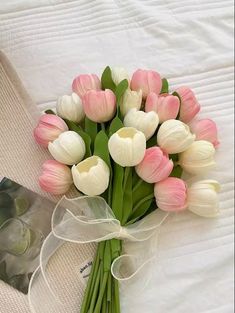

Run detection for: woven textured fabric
[[0, 51, 95, 312]]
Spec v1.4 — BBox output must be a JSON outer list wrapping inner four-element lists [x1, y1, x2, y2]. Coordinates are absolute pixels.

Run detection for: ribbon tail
[[28, 232, 65, 313]]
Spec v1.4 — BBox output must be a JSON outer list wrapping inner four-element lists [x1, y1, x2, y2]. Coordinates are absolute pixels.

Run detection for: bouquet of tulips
[[34, 66, 220, 312]]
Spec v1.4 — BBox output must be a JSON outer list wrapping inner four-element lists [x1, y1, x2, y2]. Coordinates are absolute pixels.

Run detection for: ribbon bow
[[28, 196, 169, 313]]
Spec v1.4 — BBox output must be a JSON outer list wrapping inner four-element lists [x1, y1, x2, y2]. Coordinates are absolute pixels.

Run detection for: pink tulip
[[145, 92, 180, 123], [189, 119, 219, 148], [135, 147, 173, 183], [39, 160, 72, 195], [176, 86, 200, 123], [82, 89, 116, 122], [154, 177, 187, 212], [130, 69, 162, 98], [34, 114, 68, 147], [72, 74, 101, 98]]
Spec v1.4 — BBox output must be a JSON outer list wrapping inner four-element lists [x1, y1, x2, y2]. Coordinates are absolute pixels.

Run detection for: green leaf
[[115, 79, 129, 104], [85, 117, 97, 150], [115, 79, 128, 118], [44, 109, 55, 115], [170, 165, 183, 178], [94, 130, 111, 169], [128, 198, 154, 224], [77, 130, 92, 158], [146, 135, 157, 148], [112, 163, 124, 221], [109, 116, 123, 136], [121, 167, 133, 225], [63, 119, 82, 132], [101, 66, 116, 92], [169, 154, 179, 162], [132, 179, 154, 207], [160, 78, 169, 94], [64, 119, 91, 158], [172, 91, 182, 104]]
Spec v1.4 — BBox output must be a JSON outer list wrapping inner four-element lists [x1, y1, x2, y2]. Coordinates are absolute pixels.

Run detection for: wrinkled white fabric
[[0, 0, 234, 312]]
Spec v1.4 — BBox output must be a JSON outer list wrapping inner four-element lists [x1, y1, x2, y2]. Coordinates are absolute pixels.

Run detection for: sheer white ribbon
[[28, 196, 169, 313]]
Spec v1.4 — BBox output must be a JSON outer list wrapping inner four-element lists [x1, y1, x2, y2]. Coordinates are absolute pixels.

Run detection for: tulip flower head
[[124, 108, 159, 140], [145, 92, 180, 123], [131, 69, 162, 98], [72, 156, 110, 196], [157, 119, 195, 154], [48, 131, 86, 165], [179, 140, 216, 175], [176, 86, 200, 123], [187, 180, 220, 217], [72, 74, 101, 98], [189, 119, 220, 148], [154, 177, 187, 212], [111, 67, 130, 85], [56, 93, 85, 123], [135, 147, 173, 183], [120, 89, 142, 116], [82, 89, 116, 123], [39, 160, 72, 195], [34, 114, 68, 148], [108, 127, 146, 167]]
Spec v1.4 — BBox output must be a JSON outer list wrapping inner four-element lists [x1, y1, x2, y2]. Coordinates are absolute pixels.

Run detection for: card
[[0, 177, 54, 293]]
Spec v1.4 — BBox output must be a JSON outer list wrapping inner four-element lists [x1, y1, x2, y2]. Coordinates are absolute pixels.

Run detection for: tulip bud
[[72, 74, 101, 98], [145, 92, 180, 123], [120, 89, 142, 116], [130, 69, 162, 98], [48, 131, 86, 165], [108, 127, 146, 167], [34, 114, 68, 148], [187, 180, 220, 217], [56, 93, 85, 123], [124, 109, 159, 140], [136, 147, 173, 183], [176, 86, 200, 123], [39, 160, 72, 195], [111, 67, 130, 85], [189, 119, 219, 148], [82, 89, 116, 123], [178, 141, 216, 175], [157, 120, 195, 154], [72, 156, 110, 196], [154, 177, 187, 212]]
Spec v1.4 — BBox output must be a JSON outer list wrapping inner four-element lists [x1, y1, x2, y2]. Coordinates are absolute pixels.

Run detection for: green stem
[[94, 272, 109, 313], [101, 287, 107, 313], [107, 272, 112, 302], [114, 279, 120, 313], [101, 123, 106, 132], [88, 266, 101, 313], [80, 245, 100, 313]]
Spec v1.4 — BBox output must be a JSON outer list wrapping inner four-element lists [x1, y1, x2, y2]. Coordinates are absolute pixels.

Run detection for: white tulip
[[111, 67, 130, 85], [48, 131, 86, 165], [187, 180, 220, 217], [72, 156, 110, 196], [124, 108, 159, 140], [56, 93, 85, 123], [108, 127, 146, 167], [179, 140, 216, 175], [120, 89, 142, 116], [157, 119, 195, 154]]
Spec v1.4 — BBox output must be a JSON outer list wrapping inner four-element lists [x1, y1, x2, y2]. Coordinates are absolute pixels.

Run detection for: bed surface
[[0, 1, 234, 312]]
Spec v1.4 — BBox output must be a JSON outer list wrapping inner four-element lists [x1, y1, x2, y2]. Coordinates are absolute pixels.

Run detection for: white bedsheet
[[0, 1, 234, 312]]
